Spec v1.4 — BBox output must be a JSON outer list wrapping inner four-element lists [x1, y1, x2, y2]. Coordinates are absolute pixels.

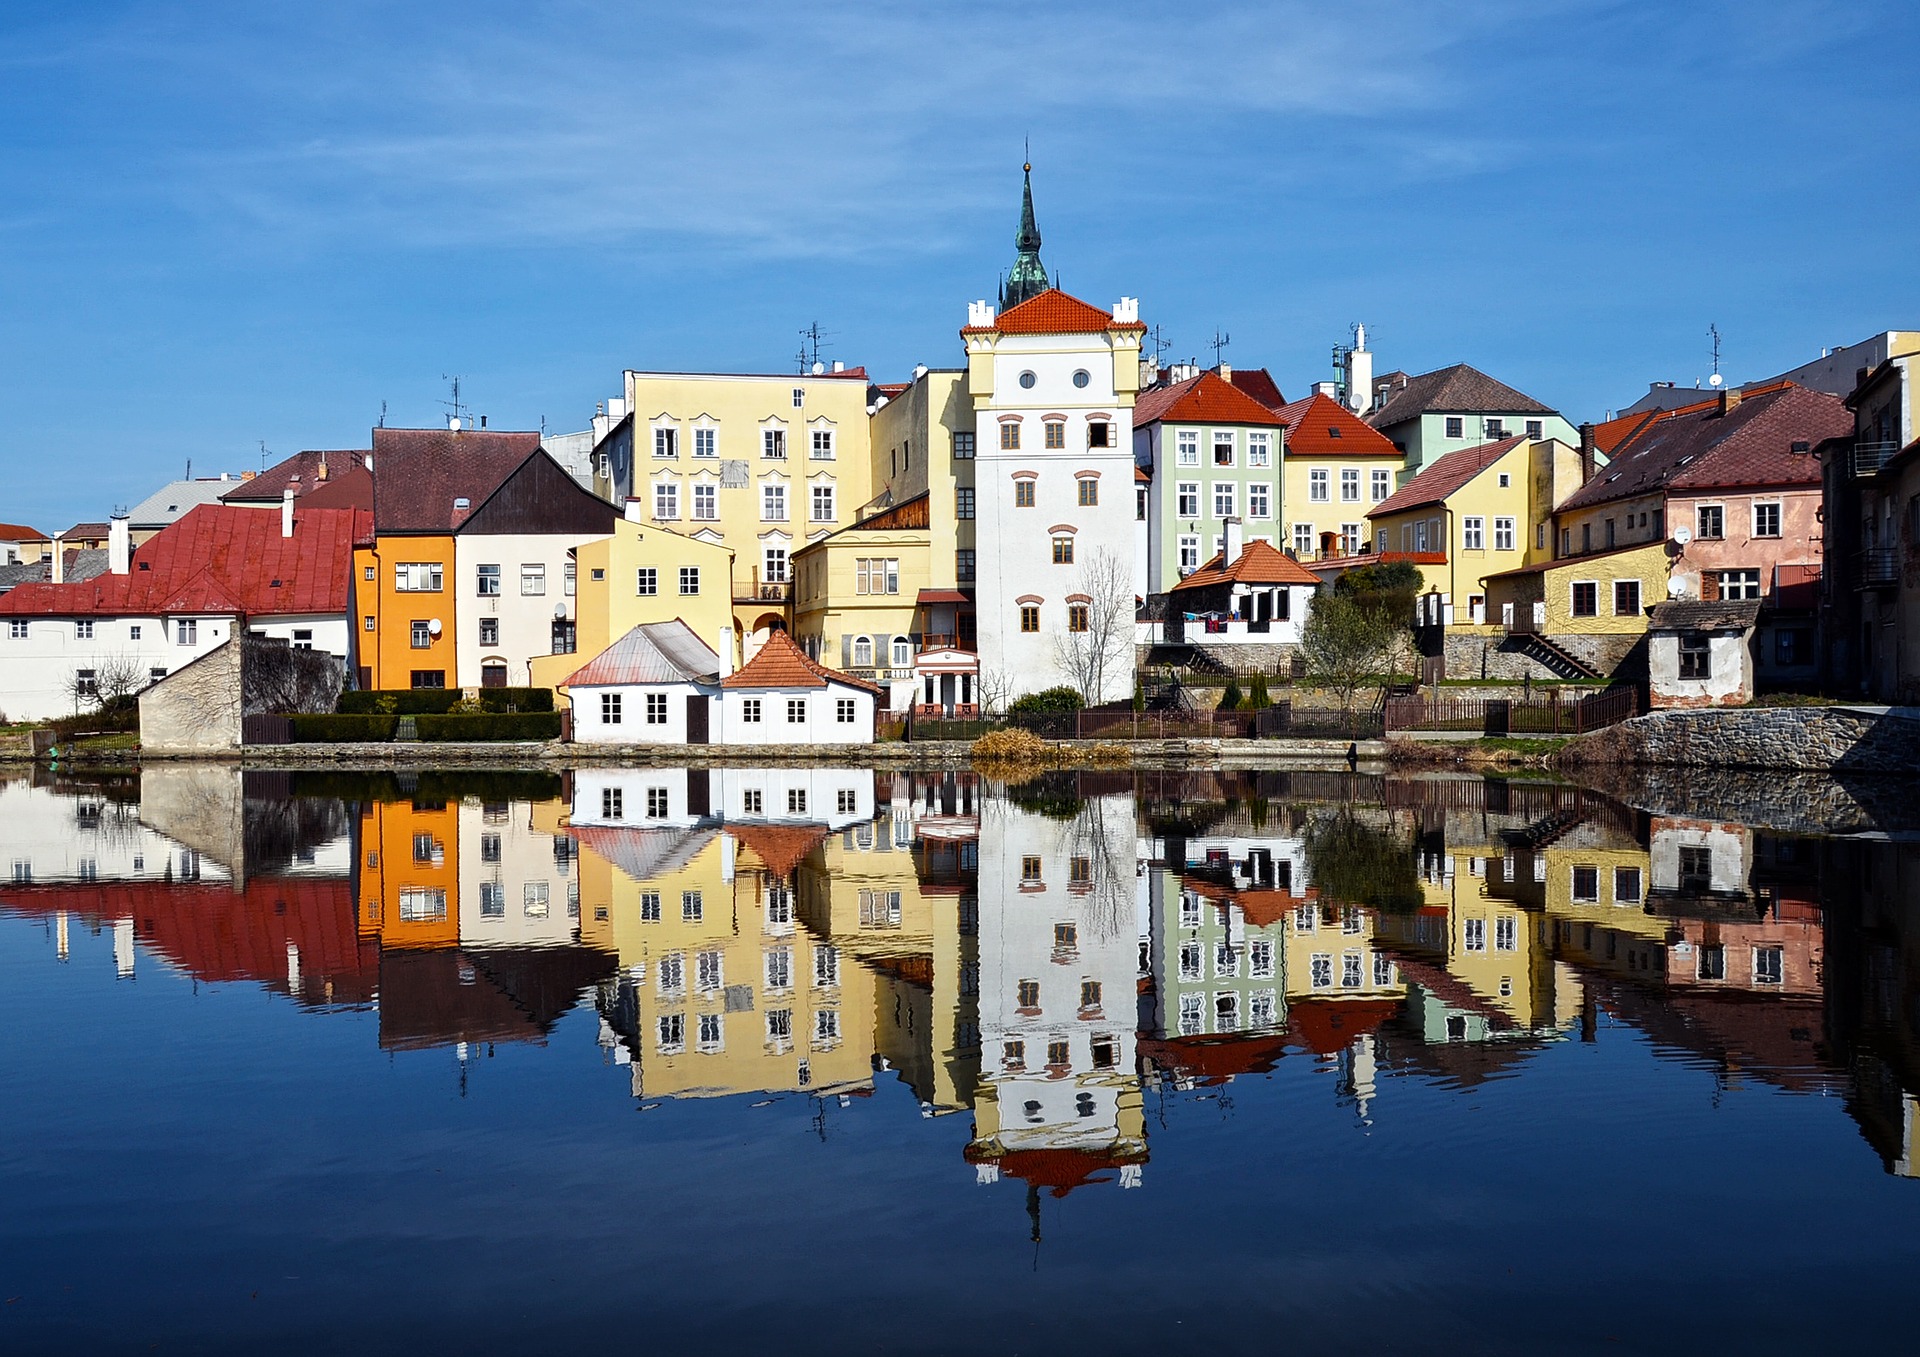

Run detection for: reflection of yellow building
[[357, 797, 461, 949], [1278, 893, 1409, 1051], [576, 823, 876, 1100]]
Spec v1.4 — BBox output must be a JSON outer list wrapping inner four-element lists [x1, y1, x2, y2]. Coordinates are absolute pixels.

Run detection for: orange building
[[357, 796, 462, 951]]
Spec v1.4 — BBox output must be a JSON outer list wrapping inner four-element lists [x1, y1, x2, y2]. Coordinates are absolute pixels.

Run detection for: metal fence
[[1383, 685, 1642, 737]]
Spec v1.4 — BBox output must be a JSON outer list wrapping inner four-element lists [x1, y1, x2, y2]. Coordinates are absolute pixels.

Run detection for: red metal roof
[[1170, 539, 1321, 593], [1228, 367, 1287, 410], [0, 503, 367, 618], [1133, 371, 1285, 429], [1273, 391, 1401, 457], [722, 628, 881, 694], [1368, 436, 1524, 518], [915, 588, 972, 604], [562, 620, 720, 688], [963, 288, 1145, 336]]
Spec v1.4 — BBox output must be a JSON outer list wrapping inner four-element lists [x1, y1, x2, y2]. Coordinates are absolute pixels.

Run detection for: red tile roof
[[1133, 371, 1285, 429], [0, 503, 366, 618], [728, 822, 832, 880], [0, 522, 45, 539], [1368, 436, 1524, 518], [1274, 391, 1402, 457], [296, 462, 374, 512], [1557, 383, 1846, 513], [62, 522, 111, 540], [964, 288, 1145, 336], [220, 450, 364, 503], [1366, 363, 1556, 429], [1228, 367, 1287, 410], [722, 628, 881, 694], [370, 428, 544, 534], [1171, 539, 1321, 593], [1135, 464, 1151, 484]]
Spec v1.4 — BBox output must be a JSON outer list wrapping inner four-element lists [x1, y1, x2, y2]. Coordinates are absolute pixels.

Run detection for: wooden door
[[686, 694, 710, 744]]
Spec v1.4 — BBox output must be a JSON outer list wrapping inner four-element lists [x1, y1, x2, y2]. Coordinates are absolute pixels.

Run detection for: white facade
[[968, 299, 1142, 704], [569, 679, 721, 744], [717, 681, 875, 745], [458, 797, 582, 947], [454, 532, 603, 688], [570, 766, 874, 831]]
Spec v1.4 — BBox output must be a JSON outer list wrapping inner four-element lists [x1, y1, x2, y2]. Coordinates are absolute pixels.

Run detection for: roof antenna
[[1708, 324, 1724, 388], [440, 374, 470, 430], [1149, 325, 1173, 362], [258, 440, 270, 471], [1210, 329, 1232, 366], [797, 321, 831, 375], [378, 399, 388, 429]]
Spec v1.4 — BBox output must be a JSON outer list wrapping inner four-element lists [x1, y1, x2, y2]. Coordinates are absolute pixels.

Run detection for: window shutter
[[841, 633, 852, 667]]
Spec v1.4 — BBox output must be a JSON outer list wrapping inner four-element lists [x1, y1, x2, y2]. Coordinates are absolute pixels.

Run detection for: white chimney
[[108, 512, 130, 576], [1345, 325, 1373, 415], [716, 628, 734, 679], [832, 360, 845, 373], [1113, 297, 1139, 324], [968, 299, 996, 328], [1313, 380, 1339, 399], [624, 497, 644, 523], [1216, 363, 1232, 381], [50, 533, 65, 584], [1223, 516, 1244, 562], [281, 487, 295, 538]]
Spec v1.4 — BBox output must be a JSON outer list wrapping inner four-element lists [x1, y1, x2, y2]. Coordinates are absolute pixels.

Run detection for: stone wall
[[1442, 632, 1646, 682], [1561, 705, 1920, 774]]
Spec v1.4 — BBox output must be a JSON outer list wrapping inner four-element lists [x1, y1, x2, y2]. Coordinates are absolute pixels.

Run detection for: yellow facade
[[791, 507, 933, 681], [356, 536, 459, 689], [574, 826, 877, 1100], [356, 797, 462, 950], [1481, 541, 1672, 638], [1281, 450, 1405, 560], [530, 518, 737, 705], [868, 369, 974, 587]]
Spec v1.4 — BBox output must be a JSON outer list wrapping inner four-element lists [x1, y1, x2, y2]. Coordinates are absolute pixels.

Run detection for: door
[[686, 694, 710, 744]]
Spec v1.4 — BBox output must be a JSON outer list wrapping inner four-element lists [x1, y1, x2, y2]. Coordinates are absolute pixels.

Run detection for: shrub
[[289, 713, 399, 742], [338, 689, 462, 715], [1248, 674, 1271, 710], [478, 686, 554, 713], [1131, 681, 1144, 713], [1009, 686, 1084, 714], [970, 727, 1056, 763], [1221, 678, 1243, 711], [414, 712, 562, 742]]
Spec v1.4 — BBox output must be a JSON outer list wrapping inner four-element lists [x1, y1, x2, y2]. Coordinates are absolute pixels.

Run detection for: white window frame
[[1462, 516, 1484, 550], [1309, 468, 1329, 503], [1494, 516, 1516, 551]]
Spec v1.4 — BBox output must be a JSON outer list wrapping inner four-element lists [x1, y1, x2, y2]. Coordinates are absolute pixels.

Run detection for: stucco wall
[[1648, 631, 1751, 707]]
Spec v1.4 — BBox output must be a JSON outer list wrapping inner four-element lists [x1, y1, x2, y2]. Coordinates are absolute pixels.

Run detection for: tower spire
[[1000, 149, 1049, 310]]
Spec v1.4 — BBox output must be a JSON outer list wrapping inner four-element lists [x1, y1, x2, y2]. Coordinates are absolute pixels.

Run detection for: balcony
[[912, 632, 976, 653], [1852, 441, 1899, 478], [1505, 605, 1546, 635], [1855, 548, 1900, 591], [734, 571, 792, 605]]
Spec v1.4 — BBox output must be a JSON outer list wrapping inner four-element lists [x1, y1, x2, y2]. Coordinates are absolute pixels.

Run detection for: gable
[[459, 450, 619, 537]]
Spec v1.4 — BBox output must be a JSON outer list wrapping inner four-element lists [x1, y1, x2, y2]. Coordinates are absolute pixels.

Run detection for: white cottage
[[560, 620, 726, 744], [719, 629, 879, 745], [1154, 527, 1320, 647]]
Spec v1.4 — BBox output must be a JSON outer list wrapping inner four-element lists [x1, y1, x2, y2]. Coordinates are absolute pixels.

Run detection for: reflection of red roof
[[1179, 874, 1318, 928], [1274, 391, 1401, 457], [1287, 998, 1400, 1055], [728, 822, 832, 880], [1171, 539, 1321, 593], [966, 1145, 1146, 1197], [1385, 949, 1517, 1030], [722, 628, 881, 694], [964, 288, 1145, 336], [0, 876, 377, 1007], [0, 503, 367, 618], [1140, 1031, 1290, 1083]]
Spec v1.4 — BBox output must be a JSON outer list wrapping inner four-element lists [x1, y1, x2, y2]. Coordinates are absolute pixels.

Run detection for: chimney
[[281, 487, 295, 538], [624, 497, 644, 523], [832, 360, 845, 373], [1578, 422, 1597, 484], [1223, 515, 1244, 562], [1345, 325, 1373, 415], [316, 457, 328, 482], [1718, 387, 1742, 417], [716, 628, 734, 679], [108, 512, 130, 575], [1215, 363, 1232, 382], [51, 533, 65, 584], [1313, 380, 1339, 399]]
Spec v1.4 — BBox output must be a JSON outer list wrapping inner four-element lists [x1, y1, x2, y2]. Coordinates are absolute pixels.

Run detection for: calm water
[[2, 764, 1917, 1354]]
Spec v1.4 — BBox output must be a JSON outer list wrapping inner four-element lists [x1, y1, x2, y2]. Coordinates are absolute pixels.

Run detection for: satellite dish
[[554, 604, 568, 619], [427, 618, 442, 637], [1667, 577, 1688, 598], [1708, 373, 1723, 388], [1672, 526, 1692, 545]]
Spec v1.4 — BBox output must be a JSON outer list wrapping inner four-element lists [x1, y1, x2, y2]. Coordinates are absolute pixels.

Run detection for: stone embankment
[[1561, 705, 1920, 774], [3, 736, 1389, 772]]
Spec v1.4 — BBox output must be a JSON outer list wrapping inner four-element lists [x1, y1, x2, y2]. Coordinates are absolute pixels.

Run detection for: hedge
[[413, 712, 562, 742], [337, 686, 555, 715], [289, 713, 400, 742]]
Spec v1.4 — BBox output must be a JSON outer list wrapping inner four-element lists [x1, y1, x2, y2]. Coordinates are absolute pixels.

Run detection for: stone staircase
[[1510, 632, 1602, 680]]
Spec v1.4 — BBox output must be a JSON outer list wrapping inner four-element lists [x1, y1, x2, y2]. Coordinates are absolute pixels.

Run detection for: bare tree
[[64, 653, 143, 713], [1298, 594, 1398, 728], [1052, 548, 1135, 705], [975, 664, 1018, 717]]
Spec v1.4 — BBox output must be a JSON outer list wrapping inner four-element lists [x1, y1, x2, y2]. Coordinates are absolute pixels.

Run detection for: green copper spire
[[1000, 159, 1049, 310]]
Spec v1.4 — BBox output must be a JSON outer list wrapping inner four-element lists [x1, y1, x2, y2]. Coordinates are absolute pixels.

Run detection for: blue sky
[[3, 0, 1917, 530]]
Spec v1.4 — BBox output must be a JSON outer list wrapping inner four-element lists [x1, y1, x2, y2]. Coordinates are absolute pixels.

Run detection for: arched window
[[853, 636, 873, 667]]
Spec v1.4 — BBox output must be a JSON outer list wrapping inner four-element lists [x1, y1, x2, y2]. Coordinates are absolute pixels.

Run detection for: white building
[[0, 501, 361, 722], [717, 629, 879, 744], [562, 620, 727, 745], [964, 289, 1145, 704]]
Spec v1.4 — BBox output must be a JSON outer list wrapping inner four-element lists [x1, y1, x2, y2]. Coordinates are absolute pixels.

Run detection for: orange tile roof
[[1133, 371, 1285, 428], [722, 628, 882, 694], [1274, 391, 1401, 457], [1135, 464, 1151, 484], [1368, 436, 1524, 518], [962, 288, 1145, 336], [1170, 538, 1321, 593], [0, 522, 46, 539], [729, 822, 832, 880]]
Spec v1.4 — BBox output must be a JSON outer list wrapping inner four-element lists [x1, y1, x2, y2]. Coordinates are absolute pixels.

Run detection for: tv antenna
[[1708, 324, 1724, 388], [440, 374, 471, 429], [377, 399, 388, 429], [1209, 330, 1231, 366], [797, 321, 833, 374], [258, 440, 270, 471], [1148, 325, 1173, 361]]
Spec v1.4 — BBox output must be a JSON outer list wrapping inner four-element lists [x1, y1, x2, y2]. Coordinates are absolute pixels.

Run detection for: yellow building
[[574, 821, 878, 1101], [1479, 540, 1672, 673], [530, 510, 738, 705], [1274, 391, 1406, 561]]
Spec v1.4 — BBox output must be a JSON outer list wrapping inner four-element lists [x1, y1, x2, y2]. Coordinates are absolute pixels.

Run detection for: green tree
[[1247, 673, 1271, 710], [1298, 594, 1398, 726], [1221, 677, 1243, 711]]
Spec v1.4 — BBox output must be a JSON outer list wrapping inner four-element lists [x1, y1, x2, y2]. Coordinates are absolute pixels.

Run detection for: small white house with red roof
[[719, 629, 879, 744], [0, 500, 366, 721], [1150, 521, 1321, 646]]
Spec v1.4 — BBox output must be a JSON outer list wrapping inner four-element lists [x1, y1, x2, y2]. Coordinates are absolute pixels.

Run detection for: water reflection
[[5, 763, 1920, 1188]]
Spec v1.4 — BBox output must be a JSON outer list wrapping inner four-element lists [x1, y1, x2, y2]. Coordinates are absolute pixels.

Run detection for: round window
[[1018, 370, 1037, 389], [1072, 369, 1091, 389]]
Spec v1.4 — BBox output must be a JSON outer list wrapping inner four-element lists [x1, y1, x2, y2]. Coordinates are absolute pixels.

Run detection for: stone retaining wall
[[1561, 705, 1920, 773], [1443, 633, 1645, 682]]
